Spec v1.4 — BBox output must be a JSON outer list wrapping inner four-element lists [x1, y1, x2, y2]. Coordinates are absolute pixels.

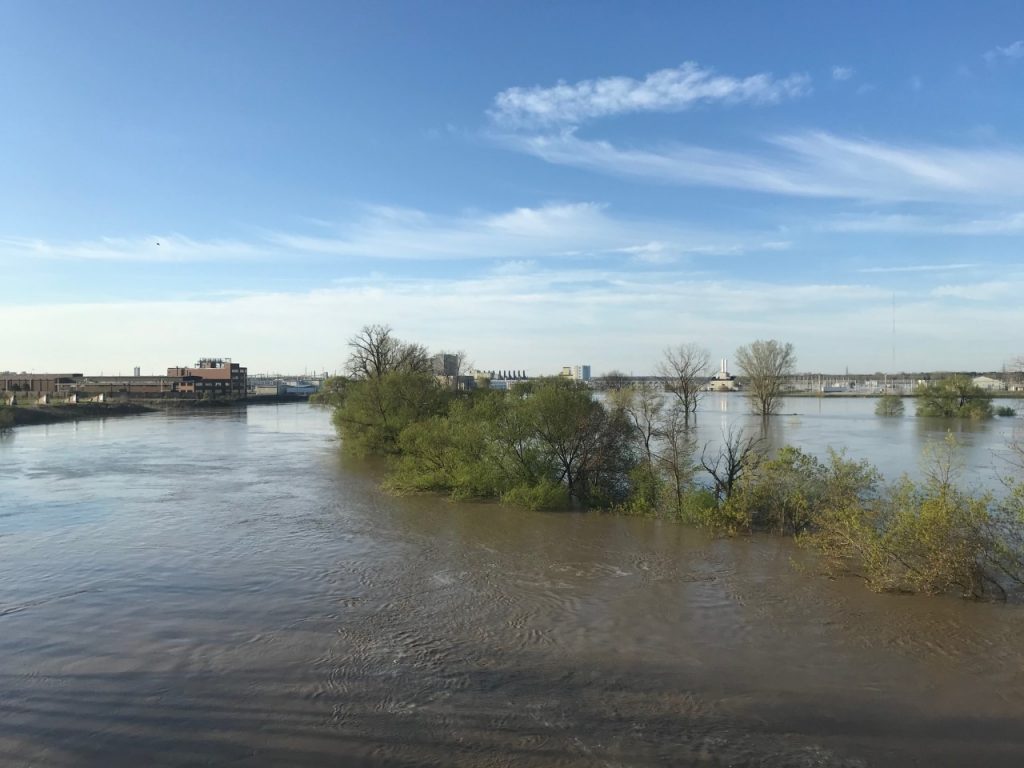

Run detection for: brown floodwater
[[1, 403, 1023, 767]]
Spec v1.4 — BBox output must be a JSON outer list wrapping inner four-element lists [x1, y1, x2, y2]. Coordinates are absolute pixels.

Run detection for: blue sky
[[2, 1, 1023, 375]]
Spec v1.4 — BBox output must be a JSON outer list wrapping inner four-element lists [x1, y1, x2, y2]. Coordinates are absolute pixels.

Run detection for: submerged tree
[[658, 342, 710, 421], [915, 376, 993, 419], [528, 378, 636, 506], [655, 403, 699, 514], [333, 370, 451, 455], [875, 393, 905, 417], [734, 339, 796, 417], [609, 382, 664, 469], [700, 427, 763, 504]]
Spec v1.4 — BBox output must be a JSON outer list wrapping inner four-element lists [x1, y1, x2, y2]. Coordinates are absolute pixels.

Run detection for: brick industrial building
[[166, 358, 248, 399], [2, 357, 248, 401]]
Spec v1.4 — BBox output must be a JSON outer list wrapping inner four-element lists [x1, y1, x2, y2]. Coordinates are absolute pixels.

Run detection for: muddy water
[[1, 403, 1023, 767]]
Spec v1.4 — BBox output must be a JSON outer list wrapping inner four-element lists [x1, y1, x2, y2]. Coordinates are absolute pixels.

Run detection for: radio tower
[[891, 292, 896, 372]]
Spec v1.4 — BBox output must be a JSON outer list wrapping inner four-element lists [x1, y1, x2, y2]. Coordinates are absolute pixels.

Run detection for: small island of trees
[[314, 324, 1024, 601]]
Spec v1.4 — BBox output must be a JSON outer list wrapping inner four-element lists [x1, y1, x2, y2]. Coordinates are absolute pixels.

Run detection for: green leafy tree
[[915, 376, 993, 419], [526, 378, 636, 506], [310, 375, 350, 406], [332, 371, 450, 455], [388, 396, 503, 499], [725, 446, 827, 534], [875, 393, 905, 416]]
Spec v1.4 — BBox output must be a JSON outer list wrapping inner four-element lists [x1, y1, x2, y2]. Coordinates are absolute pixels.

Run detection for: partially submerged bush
[[720, 447, 878, 535], [803, 434, 1024, 600], [382, 378, 639, 509], [915, 376, 993, 419], [502, 480, 571, 511], [875, 393, 904, 416], [996, 405, 1017, 417]]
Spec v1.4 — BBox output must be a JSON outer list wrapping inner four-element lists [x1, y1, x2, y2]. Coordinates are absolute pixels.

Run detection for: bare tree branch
[[734, 339, 796, 418], [658, 342, 709, 421]]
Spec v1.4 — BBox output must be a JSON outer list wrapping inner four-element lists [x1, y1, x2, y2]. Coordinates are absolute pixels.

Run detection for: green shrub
[[676, 486, 732, 528], [802, 434, 1024, 600], [915, 376, 993, 419], [996, 405, 1017, 417], [502, 480, 571, 511], [875, 393, 904, 416]]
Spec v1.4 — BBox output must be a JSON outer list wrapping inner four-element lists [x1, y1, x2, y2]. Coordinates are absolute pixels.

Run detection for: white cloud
[[984, 40, 1024, 63], [2, 270, 1020, 374], [504, 130, 1024, 202], [490, 62, 810, 126], [831, 66, 854, 81], [0, 235, 264, 262], [932, 281, 1017, 301]]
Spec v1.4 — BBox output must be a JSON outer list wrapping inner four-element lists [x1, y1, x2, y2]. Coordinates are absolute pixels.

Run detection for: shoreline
[[3, 394, 312, 429]]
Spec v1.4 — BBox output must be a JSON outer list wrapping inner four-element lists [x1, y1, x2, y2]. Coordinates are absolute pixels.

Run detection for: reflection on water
[[1, 403, 1023, 766], [692, 393, 1021, 491]]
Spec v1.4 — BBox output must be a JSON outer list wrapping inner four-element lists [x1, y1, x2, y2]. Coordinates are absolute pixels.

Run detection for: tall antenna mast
[[891, 292, 896, 372]]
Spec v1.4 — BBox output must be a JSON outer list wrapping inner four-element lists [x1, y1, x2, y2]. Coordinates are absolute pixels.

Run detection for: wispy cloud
[[490, 62, 810, 127], [0, 235, 264, 262], [857, 263, 977, 274], [264, 202, 787, 262], [2, 203, 788, 266], [503, 130, 1024, 202], [828, 211, 1024, 235], [984, 40, 1024, 63], [831, 66, 854, 81]]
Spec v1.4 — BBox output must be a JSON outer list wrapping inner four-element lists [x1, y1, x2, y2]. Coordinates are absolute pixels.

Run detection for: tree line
[[315, 324, 1024, 601]]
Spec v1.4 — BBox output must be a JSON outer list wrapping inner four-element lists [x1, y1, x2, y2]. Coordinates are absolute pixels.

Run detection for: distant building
[[1, 373, 83, 396], [560, 364, 591, 382], [972, 375, 1006, 391], [168, 358, 247, 399], [472, 368, 527, 390], [432, 353, 460, 378], [80, 375, 189, 395], [133, 366, 141, 377], [707, 359, 739, 392]]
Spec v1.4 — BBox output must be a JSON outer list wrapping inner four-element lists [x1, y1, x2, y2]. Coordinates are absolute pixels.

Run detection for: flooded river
[[1, 403, 1023, 766]]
